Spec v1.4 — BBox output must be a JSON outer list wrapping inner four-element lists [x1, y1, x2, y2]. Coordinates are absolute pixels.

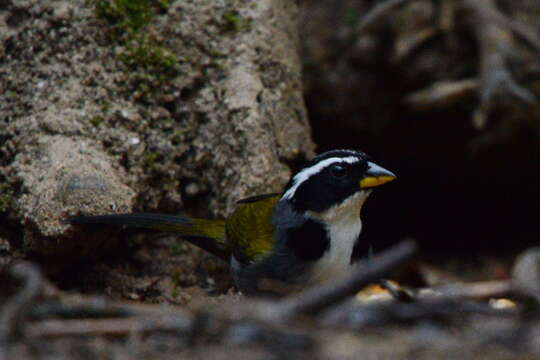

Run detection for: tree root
[[356, 0, 538, 127], [462, 0, 537, 129]]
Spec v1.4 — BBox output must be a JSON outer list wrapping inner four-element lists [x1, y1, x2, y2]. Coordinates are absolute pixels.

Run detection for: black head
[[281, 149, 395, 213]]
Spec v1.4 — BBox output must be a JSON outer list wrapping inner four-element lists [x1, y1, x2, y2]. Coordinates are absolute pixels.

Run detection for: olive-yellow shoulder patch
[[226, 194, 280, 264]]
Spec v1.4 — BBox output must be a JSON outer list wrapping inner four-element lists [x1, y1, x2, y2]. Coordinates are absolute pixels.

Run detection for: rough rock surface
[[0, 0, 314, 276], [14, 135, 135, 265]]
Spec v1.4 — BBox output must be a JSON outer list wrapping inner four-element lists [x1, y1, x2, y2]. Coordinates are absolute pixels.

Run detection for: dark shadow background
[[310, 100, 540, 256], [301, 0, 540, 256]]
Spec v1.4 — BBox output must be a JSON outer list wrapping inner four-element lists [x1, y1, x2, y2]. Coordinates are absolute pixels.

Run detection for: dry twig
[[0, 262, 44, 360], [426, 279, 514, 300], [29, 302, 136, 320], [27, 315, 194, 338], [273, 239, 417, 319]]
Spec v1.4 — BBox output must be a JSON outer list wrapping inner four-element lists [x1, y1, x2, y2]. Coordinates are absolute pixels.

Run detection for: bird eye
[[330, 164, 347, 178]]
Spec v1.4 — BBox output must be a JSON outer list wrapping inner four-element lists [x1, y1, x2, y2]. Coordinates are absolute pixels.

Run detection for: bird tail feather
[[67, 213, 230, 261]]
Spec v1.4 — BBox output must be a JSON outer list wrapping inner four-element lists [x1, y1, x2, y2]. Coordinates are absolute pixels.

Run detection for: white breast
[[305, 191, 369, 285]]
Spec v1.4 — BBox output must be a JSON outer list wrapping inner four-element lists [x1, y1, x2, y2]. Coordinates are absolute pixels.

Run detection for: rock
[[14, 135, 135, 270], [0, 0, 314, 272]]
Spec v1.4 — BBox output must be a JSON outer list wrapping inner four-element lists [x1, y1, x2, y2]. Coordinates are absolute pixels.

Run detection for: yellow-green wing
[[226, 194, 280, 264]]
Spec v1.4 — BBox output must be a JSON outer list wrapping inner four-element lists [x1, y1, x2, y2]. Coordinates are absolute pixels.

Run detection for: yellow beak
[[359, 162, 396, 189]]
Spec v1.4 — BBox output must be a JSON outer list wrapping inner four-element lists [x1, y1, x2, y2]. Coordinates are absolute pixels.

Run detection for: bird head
[[281, 149, 396, 216]]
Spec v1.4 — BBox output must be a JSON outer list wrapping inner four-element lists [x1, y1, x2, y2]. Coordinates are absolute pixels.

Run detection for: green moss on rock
[[222, 10, 251, 33], [92, 0, 177, 72], [95, 0, 149, 31], [89, 115, 104, 127], [0, 184, 13, 212]]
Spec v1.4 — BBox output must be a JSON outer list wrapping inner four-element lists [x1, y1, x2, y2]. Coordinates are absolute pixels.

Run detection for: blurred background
[[1, 1, 540, 358], [300, 0, 540, 258], [1, 0, 540, 294]]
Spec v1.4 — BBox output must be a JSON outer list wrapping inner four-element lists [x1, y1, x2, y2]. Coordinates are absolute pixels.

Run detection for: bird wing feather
[[226, 194, 280, 264]]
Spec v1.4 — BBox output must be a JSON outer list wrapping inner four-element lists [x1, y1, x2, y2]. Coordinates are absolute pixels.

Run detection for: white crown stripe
[[281, 156, 359, 200]]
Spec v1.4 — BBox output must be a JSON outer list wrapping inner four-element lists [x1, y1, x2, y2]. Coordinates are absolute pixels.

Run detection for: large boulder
[[0, 0, 314, 273]]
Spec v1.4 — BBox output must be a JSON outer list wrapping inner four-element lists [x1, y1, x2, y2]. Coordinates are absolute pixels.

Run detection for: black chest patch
[[286, 219, 329, 261]]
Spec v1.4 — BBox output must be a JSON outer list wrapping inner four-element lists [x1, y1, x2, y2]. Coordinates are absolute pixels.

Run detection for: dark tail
[[67, 213, 230, 261]]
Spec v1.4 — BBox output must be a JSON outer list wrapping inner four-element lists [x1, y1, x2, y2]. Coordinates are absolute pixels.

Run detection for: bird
[[67, 149, 396, 295]]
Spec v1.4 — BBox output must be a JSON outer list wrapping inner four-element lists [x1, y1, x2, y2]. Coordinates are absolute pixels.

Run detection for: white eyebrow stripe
[[281, 156, 359, 200]]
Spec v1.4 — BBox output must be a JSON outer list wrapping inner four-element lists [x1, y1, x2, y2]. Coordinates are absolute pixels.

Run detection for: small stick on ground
[[0, 262, 44, 360], [29, 302, 137, 320], [273, 239, 417, 319], [422, 280, 514, 300], [380, 279, 415, 302], [27, 314, 195, 338]]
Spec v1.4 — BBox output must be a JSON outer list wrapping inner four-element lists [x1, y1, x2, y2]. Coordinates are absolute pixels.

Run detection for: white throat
[[305, 191, 371, 284]]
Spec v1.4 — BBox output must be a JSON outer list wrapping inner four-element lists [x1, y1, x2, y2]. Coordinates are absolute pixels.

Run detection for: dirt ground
[[2, 0, 540, 358]]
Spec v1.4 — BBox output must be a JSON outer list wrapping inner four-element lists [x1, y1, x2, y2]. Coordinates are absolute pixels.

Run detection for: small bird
[[67, 149, 396, 294]]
